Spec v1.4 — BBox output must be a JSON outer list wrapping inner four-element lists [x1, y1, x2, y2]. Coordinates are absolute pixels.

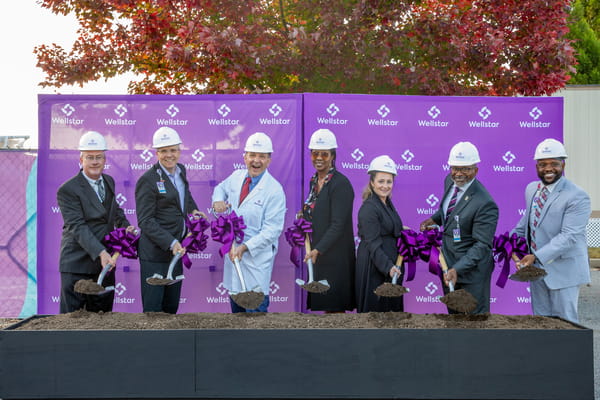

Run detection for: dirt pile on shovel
[[440, 289, 478, 313], [146, 277, 176, 285], [374, 283, 409, 297], [231, 291, 264, 309], [74, 280, 105, 295], [300, 281, 330, 293], [510, 265, 547, 282]]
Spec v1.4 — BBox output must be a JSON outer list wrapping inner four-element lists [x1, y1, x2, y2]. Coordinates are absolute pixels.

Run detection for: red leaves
[[34, 0, 575, 96]]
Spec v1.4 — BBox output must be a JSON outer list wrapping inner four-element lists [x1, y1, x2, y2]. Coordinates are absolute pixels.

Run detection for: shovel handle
[[166, 252, 183, 280], [97, 252, 120, 285], [233, 257, 248, 292], [304, 233, 312, 253], [511, 253, 522, 270], [438, 249, 454, 292], [390, 254, 404, 284]]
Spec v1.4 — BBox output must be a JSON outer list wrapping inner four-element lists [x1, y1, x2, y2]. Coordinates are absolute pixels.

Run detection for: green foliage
[[568, 0, 600, 84]]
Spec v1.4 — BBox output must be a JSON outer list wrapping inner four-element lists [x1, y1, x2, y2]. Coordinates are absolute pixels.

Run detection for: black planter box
[[0, 316, 594, 400]]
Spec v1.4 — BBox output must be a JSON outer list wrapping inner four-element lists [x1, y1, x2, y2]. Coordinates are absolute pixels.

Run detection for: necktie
[[96, 179, 105, 202], [239, 177, 251, 204], [445, 186, 460, 224], [531, 186, 549, 250]]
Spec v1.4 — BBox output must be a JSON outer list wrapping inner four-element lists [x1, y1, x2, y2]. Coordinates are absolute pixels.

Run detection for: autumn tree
[[35, 0, 576, 96], [567, 0, 600, 83]]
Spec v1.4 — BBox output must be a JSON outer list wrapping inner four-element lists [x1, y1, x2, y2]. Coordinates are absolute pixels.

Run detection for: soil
[[300, 281, 330, 293], [509, 265, 548, 282], [440, 289, 478, 313], [373, 282, 409, 297], [4, 310, 580, 331], [231, 291, 265, 309], [74, 279, 109, 295]]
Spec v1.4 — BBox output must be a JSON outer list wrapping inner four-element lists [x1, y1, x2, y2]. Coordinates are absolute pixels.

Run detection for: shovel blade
[[317, 279, 330, 287], [166, 275, 185, 286]]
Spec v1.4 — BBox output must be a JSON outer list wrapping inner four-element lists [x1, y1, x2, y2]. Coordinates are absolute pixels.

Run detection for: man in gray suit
[[420, 141, 499, 314], [57, 131, 135, 313], [512, 138, 591, 323]]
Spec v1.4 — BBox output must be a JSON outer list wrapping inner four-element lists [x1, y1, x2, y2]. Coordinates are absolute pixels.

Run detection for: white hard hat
[[244, 132, 273, 153], [448, 141, 481, 166], [78, 131, 107, 151], [309, 128, 338, 150], [534, 138, 568, 160], [368, 155, 397, 176], [152, 127, 182, 149]]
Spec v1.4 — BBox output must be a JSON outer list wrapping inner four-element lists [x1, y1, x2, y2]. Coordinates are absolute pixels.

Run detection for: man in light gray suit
[[420, 142, 499, 314], [512, 138, 591, 323]]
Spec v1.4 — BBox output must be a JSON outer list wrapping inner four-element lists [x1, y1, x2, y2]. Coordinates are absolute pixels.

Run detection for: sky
[[0, 2, 131, 148]]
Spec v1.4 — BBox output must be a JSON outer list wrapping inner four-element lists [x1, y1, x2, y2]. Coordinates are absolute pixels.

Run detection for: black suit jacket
[[57, 171, 130, 274], [135, 162, 198, 263], [431, 175, 499, 286], [304, 170, 356, 312]]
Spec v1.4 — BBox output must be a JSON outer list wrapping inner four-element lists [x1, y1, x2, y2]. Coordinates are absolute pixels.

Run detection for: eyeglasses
[[311, 151, 331, 160], [83, 155, 105, 161], [536, 161, 563, 169], [450, 166, 475, 173]]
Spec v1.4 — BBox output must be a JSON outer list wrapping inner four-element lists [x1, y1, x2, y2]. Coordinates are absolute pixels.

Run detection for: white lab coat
[[212, 169, 287, 294]]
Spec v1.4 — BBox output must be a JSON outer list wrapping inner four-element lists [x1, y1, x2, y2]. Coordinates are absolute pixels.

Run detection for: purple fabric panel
[[37, 93, 562, 315], [37, 94, 303, 314], [303, 93, 562, 314]]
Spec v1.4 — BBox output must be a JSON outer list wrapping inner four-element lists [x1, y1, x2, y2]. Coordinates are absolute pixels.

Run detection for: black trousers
[[59, 270, 115, 313], [140, 259, 183, 314]]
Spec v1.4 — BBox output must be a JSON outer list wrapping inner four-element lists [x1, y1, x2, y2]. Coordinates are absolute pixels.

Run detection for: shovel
[[438, 251, 478, 313], [230, 256, 265, 310], [374, 254, 410, 297], [295, 233, 330, 293], [508, 254, 548, 282], [146, 251, 185, 286], [74, 253, 119, 295]]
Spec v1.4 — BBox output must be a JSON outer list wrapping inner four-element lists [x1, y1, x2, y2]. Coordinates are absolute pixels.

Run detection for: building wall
[[552, 85, 600, 211]]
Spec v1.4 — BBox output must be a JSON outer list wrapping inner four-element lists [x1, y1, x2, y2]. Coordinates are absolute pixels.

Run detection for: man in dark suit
[[420, 141, 499, 314], [135, 127, 202, 314], [57, 131, 134, 313]]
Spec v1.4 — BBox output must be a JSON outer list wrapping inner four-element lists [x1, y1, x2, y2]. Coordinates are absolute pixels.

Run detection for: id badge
[[157, 181, 167, 194], [453, 228, 461, 242]]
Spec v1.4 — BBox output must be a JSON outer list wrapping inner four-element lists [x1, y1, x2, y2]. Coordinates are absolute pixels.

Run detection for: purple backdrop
[[303, 93, 562, 314], [37, 93, 562, 315], [37, 94, 303, 314]]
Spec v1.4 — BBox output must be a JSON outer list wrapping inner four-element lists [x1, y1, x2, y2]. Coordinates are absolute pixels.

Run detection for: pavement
[[578, 267, 599, 400]]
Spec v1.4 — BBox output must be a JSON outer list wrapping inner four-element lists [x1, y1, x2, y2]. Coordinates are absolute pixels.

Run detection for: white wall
[[552, 85, 600, 211]]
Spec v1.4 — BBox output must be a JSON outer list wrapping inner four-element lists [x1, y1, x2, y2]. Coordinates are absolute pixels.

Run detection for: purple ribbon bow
[[396, 229, 420, 281], [416, 228, 444, 280], [284, 218, 312, 268], [210, 211, 247, 258], [492, 232, 529, 288], [181, 214, 210, 269], [103, 228, 140, 259]]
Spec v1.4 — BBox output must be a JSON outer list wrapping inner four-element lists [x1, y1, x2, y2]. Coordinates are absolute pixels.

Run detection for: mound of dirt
[[5, 310, 579, 331]]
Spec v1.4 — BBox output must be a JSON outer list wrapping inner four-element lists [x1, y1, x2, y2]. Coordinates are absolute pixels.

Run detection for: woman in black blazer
[[355, 155, 404, 313], [302, 129, 356, 312]]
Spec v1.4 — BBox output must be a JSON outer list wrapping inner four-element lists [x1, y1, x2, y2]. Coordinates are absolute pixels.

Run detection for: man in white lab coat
[[212, 132, 287, 312]]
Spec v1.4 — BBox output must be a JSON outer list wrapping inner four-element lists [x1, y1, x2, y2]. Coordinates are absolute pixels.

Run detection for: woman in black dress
[[302, 129, 356, 312], [355, 155, 404, 313]]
